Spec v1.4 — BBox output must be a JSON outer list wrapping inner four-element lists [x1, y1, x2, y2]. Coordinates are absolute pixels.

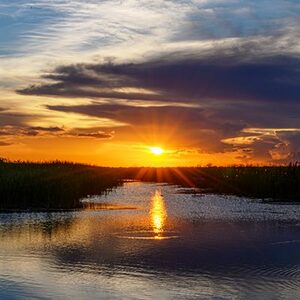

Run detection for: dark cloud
[[274, 131, 300, 162], [18, 53, 300, 105], [0, 112, 34, 127], [75, 131, 114, 139], [28, 126, 64, 132], [0, 126, 64, 137], [46, 101, 299, 135], [0, 125, 113, 140], [46, 103, 226, 132], [0, 141, 11, 146], [224, 129, 300, 164]]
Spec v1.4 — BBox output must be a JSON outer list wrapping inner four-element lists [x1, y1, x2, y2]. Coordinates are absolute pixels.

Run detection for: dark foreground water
[[1, 182, 300, 299]]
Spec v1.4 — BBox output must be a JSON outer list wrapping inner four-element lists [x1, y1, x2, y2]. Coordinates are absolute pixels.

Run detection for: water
[[1, 182, 300, 299]]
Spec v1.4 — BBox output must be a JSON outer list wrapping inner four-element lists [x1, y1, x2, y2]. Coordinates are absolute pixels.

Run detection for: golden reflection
[[150, 190, 167, 239]]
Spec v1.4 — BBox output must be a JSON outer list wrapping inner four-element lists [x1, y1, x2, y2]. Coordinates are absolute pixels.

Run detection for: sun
[[150, 147, 164, 155]]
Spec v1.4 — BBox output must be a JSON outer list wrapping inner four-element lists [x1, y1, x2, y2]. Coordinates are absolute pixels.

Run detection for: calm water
[[1, 182, 300, 299]]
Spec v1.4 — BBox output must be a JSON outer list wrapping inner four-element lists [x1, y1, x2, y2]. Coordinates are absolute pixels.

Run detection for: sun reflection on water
[[150, 190, 167, 240]]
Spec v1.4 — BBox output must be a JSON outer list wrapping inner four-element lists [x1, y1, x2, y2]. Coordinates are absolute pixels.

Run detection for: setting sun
[[150, 147, 164, 155]]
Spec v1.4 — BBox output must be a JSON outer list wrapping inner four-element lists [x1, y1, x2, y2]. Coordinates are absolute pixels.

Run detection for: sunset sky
[[0, 0, 299, 166]]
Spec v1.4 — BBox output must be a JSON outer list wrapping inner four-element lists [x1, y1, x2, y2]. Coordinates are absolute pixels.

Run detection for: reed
[[0, 159, 299, 211], [0, 159, 124, 210], [131, 164, 300, 201]]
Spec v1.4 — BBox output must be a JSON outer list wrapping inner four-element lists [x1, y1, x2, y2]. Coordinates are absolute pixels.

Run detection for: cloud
[[46, 103, 242, 153], [46, 103, 221, 133], [73, 131, 114, 139], [1, 0, 300, 164], [2, 0, 299, 59], [223, 128, 300, 163], [0, 141, 12, 147], [0, 125, 64, 137], [0, 112, 34, 127], [0, 125, 114, 141], [16, 43, 300, 164], [19, 52, 300, 105], [28, 126, 64, 132]]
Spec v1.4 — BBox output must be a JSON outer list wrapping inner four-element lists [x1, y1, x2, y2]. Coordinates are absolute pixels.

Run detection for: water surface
[[1, 182, 300, 299]]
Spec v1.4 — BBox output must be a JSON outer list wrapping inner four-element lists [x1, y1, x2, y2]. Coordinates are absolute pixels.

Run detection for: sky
[[0, 0, 299, 166]]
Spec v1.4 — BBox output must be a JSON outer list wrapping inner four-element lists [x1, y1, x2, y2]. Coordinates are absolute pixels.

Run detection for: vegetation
[[0, 159, 299, 211], [130, 164, 300, 201], [0, 159, 124, 211]]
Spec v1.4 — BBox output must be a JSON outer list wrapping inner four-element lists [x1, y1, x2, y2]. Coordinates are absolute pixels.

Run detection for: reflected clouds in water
[[2, 183, 300, 299]]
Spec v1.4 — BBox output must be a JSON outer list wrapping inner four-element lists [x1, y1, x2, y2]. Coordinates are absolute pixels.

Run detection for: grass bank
[[130, 164, 300, 201], [0, 160, 124, 210], [0, 159, 299, 211]]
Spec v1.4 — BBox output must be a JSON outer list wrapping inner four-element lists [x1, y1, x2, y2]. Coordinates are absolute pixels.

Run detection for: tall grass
[[131, 164, 300, 201], [0, 159, 124, 210], [0, 159, 299, 211]]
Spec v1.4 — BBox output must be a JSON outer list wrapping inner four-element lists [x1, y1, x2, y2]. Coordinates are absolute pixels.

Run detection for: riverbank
[[0, 160, 124, 210], [129, 165, 300, 201], [0, 160, 299, 211]]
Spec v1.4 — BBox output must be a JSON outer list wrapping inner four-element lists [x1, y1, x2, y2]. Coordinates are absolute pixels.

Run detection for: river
[[1, 182, 300, 299]]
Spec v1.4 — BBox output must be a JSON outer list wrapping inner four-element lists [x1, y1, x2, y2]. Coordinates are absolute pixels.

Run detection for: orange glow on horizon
[[0, 135, 260, 167]]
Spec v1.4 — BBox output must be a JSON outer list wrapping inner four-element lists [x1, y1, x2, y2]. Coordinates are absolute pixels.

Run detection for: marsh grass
[[0, 159, 299, 211], [131, 164, 300, 201], [0, 159, 124, 210]]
